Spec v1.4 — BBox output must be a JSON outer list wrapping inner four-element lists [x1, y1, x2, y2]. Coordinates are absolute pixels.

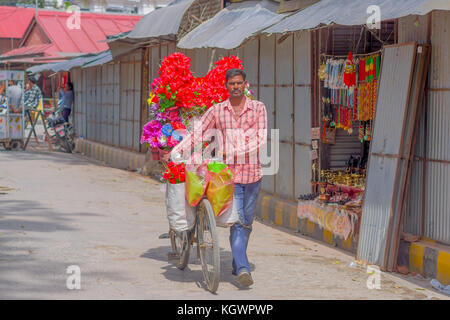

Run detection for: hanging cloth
[[365, 58, 370, 82], [376, 55, 380, 79], [359, 58, 365, 82], [343, 52, 356, 88]]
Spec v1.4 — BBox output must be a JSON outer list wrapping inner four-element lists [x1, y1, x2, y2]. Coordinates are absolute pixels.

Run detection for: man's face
[[226, 75, 247, 98]]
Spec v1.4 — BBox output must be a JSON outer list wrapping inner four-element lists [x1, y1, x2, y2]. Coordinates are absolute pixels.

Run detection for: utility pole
[[35, 0, 38, 16]]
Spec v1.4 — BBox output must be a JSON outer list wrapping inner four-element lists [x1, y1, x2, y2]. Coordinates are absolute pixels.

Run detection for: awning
[[125, 0, 195, 41], [178, 0, 285, 49], [81, 51, 113, 68], [107, 0, 194, 58], [263, 0, 450, 34], [26, 51, 110, 74]]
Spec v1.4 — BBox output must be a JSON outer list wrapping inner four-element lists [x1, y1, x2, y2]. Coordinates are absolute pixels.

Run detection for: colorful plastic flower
[[167, 135, 179, 148], [159, 134, 167, 147], [161, 123, 173, 137], [171, 129, 185, 142], [168, 111, 181, 122]]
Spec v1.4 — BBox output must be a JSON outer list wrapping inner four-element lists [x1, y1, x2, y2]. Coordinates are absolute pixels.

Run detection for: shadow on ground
[[0, 200, 128, 299], [141, 245, 256, 292], [0, 148, 91, 167]]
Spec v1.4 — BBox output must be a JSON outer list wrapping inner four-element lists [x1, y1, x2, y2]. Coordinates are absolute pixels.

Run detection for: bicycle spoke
[[195, 199, 220, 293]]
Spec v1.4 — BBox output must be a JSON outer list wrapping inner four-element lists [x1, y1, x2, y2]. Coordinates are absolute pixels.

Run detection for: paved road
[[0, 147, 447, 299]]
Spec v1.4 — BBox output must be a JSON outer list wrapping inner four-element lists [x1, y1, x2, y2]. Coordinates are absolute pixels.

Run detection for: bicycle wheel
[[169, 229, 190, 270], [197, 198, 220, 293], [62, 138, 73, 153]]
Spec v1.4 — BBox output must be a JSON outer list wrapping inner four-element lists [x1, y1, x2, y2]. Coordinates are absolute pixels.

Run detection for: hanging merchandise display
[[321, 51, 380, 141], [299, 50, 383, 238]]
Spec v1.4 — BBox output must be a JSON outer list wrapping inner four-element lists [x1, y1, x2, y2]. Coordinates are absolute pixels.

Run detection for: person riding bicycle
[[166, 68, 267, 288]]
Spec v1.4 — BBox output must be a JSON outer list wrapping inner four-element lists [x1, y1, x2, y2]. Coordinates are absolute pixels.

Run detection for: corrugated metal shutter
[[328, 123, 362, 168], [357, 43, 417, 266]]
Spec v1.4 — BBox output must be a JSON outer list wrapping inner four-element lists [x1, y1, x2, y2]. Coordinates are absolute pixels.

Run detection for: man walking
[[169, 68, 267, 287], [24, 76, 42, 112]]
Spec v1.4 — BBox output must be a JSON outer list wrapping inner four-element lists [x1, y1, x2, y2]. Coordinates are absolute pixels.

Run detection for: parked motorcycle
[[46, 108, 75, 153]]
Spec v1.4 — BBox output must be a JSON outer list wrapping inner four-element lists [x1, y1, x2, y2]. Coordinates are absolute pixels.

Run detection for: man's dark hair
[[67, 82, 73, 91], [225, 68, 246, 82], [28, 76, 37, 84]]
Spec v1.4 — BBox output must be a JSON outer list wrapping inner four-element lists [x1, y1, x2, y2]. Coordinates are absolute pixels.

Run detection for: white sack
[[165, 182, 195, 232], [215, 198, 239, 228]]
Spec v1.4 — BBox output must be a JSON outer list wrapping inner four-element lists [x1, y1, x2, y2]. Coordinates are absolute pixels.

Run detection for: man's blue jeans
[[230, 179, 262, 275]]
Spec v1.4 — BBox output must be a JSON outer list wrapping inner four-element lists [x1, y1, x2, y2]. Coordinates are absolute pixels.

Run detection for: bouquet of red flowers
[[198, 56, 244, 108], [163, 161, 186, 184], [141, 53, 253, 159]]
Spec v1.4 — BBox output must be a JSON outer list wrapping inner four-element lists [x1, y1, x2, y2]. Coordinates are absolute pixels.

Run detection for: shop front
[[297, 23, 395, 247]]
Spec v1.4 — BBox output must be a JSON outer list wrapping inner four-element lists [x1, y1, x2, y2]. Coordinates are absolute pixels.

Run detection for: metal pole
[[36, 0, 38, 16]]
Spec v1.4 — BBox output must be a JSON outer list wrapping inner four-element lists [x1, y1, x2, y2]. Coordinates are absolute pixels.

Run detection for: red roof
[[0, 7, 142, 59], [1, 43, 57, 57], [35, 10, 142, 53], [0, 7, 35, 39], [0, 43, 63, 64]]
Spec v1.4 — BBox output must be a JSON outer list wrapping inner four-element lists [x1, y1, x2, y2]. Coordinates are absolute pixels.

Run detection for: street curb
[[75, 138, 145, 171], [398, 240, 450, 285], [255, 192, 358, 254]]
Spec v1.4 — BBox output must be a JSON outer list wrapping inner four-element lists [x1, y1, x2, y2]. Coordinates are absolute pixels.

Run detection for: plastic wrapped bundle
[[185, 163, 209, 207], [206, 161, 234, 217]]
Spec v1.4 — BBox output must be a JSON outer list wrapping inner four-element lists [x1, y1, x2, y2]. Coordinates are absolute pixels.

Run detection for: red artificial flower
[[163, 170, 170, 180], [200, 55, 244, 108], [162, 162, 186, 184], [171, 121, 186, 130], [151, 54, 247, 141]]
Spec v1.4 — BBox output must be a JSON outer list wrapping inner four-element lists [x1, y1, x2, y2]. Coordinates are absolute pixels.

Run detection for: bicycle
[[167, 160, 221, 293]]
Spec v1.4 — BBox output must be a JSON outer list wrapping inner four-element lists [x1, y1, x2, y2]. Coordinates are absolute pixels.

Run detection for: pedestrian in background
[[61, 82, 74, 123], [24, 76, 42, 112]]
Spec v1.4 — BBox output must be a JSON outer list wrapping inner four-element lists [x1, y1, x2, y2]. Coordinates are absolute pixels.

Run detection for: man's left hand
[[161, 152, 171, 164]]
